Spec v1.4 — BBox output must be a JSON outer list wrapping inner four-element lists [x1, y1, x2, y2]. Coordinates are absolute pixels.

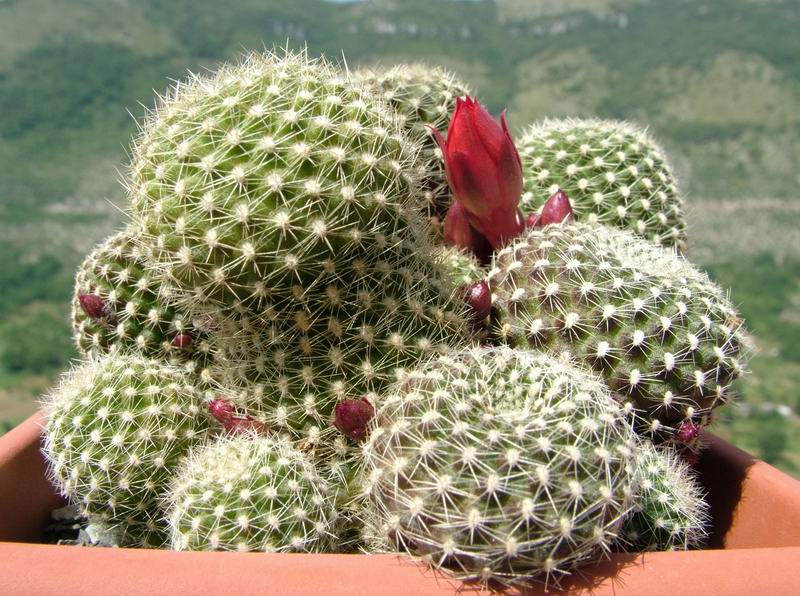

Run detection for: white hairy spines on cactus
[[167, 434, 337, 553], [72, 230, 212, 375], [622, 442, 709, 551], [432, 246, 485, 286], [518, 119, 687, 252], [128, 49, 435, 321], [363, 346, 637, 586], [354, 63, 470, 232], [43, 354, 211, 547], [489, 223, 746, 444]]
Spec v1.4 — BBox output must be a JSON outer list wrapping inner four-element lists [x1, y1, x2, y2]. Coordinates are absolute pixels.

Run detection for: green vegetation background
[[0, 0, 798, 473]]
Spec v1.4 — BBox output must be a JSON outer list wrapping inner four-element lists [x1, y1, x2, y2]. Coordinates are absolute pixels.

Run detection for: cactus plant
[[363, 346, 637, 586], [129, 49, 440, 321], [43, 354, 212, 547], [354, 63, 470, 234], [72, 230, 212, 377], [490, 223, 746, 445], [167, 434, 337, 553], [621, 442, 709, 551], [517, 119, 687, 252]]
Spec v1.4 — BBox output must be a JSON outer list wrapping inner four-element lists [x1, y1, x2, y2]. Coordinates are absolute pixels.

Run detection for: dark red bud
[[78, 294, 107, 320], [525, 212, 541, 228], [333, 397, 375, 441], [538, 189, 574, 226], [172, 333, 193, 348], [208, 398, 235, 425], [223, 417, 267, 435], [676, 421, 700, 443], [459, 280, 492, 322]]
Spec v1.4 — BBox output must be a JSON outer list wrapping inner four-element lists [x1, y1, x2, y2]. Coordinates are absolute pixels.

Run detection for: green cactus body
[[354, 64, 469, 235], [490, 223, 745, 443], [363, 346, 636, 586], [43, 355, 211, 547], [130, 50, 441, 321], [167, 434, 337, 552], [72, 230, 212, 376], [518, 119, 687, 252], [622, 443, 709, 551], [433, 246, 485, 286]]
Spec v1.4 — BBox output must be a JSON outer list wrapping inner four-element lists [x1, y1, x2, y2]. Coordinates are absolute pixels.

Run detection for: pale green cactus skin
[[129, 49, 437, 321], [363, 346, 637, 587], [167, 434, 337, 553], [433, 246, 485, 287], [43, 354, 212, 547], [354, 63, 470, 234], [621, 442, 709, 551], [518, 119, 687, 252], [72, 230, 212, 377], [490, 223, 746, 443]]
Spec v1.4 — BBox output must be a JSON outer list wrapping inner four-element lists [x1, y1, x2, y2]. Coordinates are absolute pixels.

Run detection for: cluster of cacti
[[43, 354, 211, 547], [36, 46, 749, 588], [354, 64, 470, 235], [620, 442, 709, 551], [363, 347, 637, 585], [489, 223, 745, 445], [72, 230, 212, 377], [517, 119, 688, 252]]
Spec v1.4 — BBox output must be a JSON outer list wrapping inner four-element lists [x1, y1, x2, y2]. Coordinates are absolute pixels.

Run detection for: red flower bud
[[526, 190, 574, 229], [333, 397, 375, 441], [433, 97, 524, 249], [208, 398, 235, 425], [172, 333, 193, 348], [78, 294, 107, 320], [459, 280, 492, 323], [676, 421, 700, 444], [443, 201, 493, 263]]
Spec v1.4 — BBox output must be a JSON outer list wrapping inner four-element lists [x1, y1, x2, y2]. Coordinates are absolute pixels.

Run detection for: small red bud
[[459, 280, 492, 323], [223, 417, 267, 435], [333, 397, 375, 441], [78, 294, 107, 320], [172, 333, 193, 348], [526, 190, 575, 229], [208, 398, 235, 425], [676, 421, 700, 443], [538, 189, 574, 225]]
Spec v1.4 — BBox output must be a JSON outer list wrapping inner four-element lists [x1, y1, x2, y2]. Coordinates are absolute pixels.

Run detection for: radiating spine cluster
[[517, 119, 687, 252], [72, 230, 211, 376], [490, 223, 746, 443], [43, 354, 211, 547], [167, 434, 337, 552], [363, 346, 636, 586], [621, 442, 709, 551], [354, 63, 470, 234]]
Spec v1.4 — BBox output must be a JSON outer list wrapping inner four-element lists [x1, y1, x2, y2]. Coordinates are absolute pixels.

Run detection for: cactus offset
[[167, 434, 337, 552], [490, 223, 746, 444], [72, 230, 212, 377], [354, 63, 470, 235], [518, 119, 687, 252], [621, 442, 709, 551], [363, 346, 636, 586], [43, 354, 211, 547]]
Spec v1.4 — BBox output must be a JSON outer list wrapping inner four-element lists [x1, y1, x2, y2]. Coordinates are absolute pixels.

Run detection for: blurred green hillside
[[0, 0, 798, 472]]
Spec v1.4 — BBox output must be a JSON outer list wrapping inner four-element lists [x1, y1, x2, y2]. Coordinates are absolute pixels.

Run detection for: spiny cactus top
[[129, 49, 435, 321], [490, 223, 746, 444], [517, 119, 687, 252], [72, 230, 211, 375], [167, 434, 337, 553], [363, 346, 636, 586], [43, 354, 211, 547], [621, 443, 709, 551], [354, 63, 470, 233]]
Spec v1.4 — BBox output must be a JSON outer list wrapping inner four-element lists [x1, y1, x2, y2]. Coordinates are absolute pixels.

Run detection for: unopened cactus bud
[[460, 280, 492, 322], [333, 398, 374, 441], [78, 294, 107, 320]]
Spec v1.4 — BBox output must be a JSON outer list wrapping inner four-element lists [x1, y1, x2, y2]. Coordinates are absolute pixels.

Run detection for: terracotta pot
[[1, 411, 799, 595]]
